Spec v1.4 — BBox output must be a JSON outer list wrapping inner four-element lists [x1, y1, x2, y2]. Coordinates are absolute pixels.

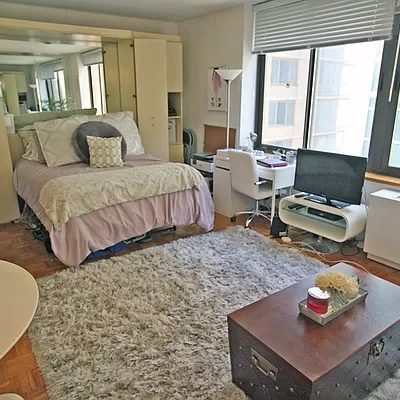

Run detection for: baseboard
[[367, 254, 400, 270]]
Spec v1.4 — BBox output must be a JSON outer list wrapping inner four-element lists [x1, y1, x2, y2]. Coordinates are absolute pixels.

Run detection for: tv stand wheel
[[231, 216, 236, 222]]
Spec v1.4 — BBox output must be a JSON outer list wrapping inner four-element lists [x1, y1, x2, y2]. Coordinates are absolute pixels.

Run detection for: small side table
[[0, 260, 39, 400]]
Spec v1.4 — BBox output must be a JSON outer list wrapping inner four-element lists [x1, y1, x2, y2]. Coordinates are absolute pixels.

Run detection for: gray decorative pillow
[[74, 121, 127, 163]]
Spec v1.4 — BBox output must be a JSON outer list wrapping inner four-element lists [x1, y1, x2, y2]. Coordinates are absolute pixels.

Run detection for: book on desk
[[257, 157, 288, 168]]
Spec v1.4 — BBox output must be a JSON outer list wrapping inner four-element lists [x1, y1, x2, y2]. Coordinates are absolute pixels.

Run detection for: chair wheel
[[231, 216, 236, 222]]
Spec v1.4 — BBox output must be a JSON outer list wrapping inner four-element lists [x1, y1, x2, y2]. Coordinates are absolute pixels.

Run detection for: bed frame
[[8, 108, 97, 168]]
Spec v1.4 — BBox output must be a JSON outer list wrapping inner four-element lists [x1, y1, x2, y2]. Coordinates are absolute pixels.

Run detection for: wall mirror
[[0, 26, 107, 131]]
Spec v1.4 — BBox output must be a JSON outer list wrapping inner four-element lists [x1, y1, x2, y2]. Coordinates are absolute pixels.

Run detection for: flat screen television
[[294, 149, 367, 207]]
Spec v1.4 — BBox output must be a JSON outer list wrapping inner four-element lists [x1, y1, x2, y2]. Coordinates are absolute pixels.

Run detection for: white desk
[[213, 155, 296, 220]]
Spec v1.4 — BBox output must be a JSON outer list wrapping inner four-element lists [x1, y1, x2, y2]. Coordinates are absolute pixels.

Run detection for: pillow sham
[[34, 115, 88, 167], [19, 124, 35, 131], [74, 121, 127, 163], [89, 111, 144, 156], [86, 136, 124, 168], [18, 130, 46, 163]]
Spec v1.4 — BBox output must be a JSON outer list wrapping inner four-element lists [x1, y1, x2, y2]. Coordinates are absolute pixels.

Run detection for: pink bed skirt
[[49, 183, 214, 266]]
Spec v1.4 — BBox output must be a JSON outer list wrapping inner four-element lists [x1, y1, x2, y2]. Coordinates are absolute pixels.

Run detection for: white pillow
[[34, 111, 144, 167], [34, 115, 88, 167], [18, 130, 46, 163], [88, 111, 144, 156]]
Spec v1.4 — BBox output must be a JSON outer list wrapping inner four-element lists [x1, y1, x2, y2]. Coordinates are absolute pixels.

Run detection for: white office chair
[[229, 150, 274, 228]]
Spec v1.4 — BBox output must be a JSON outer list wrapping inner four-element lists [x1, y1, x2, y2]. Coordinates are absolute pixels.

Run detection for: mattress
[[14, 155, 214, 266]]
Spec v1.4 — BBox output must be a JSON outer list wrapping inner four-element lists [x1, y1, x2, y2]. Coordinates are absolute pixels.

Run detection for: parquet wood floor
[[0, 213, 399, 399]]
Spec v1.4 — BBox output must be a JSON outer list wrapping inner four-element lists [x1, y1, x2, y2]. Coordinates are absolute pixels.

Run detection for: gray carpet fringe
[[28, 227, 399, 399]]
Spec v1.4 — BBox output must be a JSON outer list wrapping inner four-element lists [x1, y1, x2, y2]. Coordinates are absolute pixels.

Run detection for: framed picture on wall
[[207, 67, 227, 112]]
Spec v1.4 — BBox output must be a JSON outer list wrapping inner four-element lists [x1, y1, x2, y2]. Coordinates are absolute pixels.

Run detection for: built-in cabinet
[[103, 37, 184, 162], [134, 39, 169, 161], [0, 107, 20, 223], [0, 74, 20, 115], [167, 42, 184, 163]]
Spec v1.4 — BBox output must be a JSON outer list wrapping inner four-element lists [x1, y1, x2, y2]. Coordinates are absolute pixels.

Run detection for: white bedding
[[39, 162, 205, 230]]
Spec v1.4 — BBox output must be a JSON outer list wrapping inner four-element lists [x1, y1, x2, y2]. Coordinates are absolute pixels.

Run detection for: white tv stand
[[279, 195, 367, 242]]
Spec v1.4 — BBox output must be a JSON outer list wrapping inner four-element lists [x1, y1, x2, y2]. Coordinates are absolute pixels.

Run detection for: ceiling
[[0, 54, 55, 65], [1, 0, 252, 22], [0, 39, 99, 65]]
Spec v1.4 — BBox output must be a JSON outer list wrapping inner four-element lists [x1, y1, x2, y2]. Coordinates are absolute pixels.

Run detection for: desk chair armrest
[[254, 179, 269, 186]]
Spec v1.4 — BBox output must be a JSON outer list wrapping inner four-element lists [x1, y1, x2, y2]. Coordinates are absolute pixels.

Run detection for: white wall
[[0, 64, 36, 110], [0, 2, 177, 35], [62, 54, 83, 109], [178, 5, 246, 151], [239, 5, 258, 148]]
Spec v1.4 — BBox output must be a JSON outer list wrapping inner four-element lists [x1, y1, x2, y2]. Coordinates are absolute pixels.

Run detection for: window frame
[[254, 21, 400, 178], [254, 51, 316, 152], [367, 15, 400, 178], [87, 62, 106, 114]]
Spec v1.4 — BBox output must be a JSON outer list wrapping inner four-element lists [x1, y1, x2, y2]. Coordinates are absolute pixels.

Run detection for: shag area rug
[[29, 227, 399, 400]]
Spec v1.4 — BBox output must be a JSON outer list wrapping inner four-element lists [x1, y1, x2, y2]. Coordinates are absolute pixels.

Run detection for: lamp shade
[[216, 69, 242, 81]]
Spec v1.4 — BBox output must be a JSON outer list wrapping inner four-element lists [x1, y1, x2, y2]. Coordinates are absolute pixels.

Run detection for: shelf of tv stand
[[279, 195, 368, 243]]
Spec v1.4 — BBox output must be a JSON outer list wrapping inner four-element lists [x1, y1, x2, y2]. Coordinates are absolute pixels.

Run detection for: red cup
[[307, 287, 330, 314]]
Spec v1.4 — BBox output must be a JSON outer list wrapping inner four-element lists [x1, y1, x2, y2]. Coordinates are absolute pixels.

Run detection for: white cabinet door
[[167, 42, 183, 93], [103, 42, 122, 113], [134, 39, 169, 160], [364, 190, 400, 268], [214, 164, 254, 218], [0, 108, 20, 223]]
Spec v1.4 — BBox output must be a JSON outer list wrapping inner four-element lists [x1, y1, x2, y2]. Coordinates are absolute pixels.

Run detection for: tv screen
[[294, 149, 367, 205]]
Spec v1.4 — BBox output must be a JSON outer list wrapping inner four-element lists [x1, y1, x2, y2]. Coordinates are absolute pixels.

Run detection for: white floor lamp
[[216, 69, 242, 149]]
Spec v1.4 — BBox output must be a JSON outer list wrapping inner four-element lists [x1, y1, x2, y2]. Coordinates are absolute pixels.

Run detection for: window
[[271, 59, 298, 86], [268, 101, 295, 126], [41, 69, 67, 111], [87, 63, 106, 115], [259, 49, 310, 149], [256, 41, 384, 158], [310, 41, 383, 156], [388, 104, 400, 168], [253, 0, 400, 177]]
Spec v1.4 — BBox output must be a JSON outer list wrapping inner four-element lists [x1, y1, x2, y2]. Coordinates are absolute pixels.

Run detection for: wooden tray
[[298, 288, 368, 326]]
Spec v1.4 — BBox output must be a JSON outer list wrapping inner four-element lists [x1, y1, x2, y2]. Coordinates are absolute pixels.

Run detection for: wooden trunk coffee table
[[228, 263, 400, 400], [0, 260, 39, 400]]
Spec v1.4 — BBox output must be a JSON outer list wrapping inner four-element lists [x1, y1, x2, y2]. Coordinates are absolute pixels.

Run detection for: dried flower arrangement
[[315, 271, 360, 309]]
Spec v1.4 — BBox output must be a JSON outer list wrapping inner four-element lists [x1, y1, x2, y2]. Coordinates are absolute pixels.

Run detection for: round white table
[[0, 260, 39, 400]]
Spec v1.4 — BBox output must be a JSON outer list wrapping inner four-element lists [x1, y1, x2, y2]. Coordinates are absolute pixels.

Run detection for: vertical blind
[[253, 0, 396, 53], [38, 60, 63, 80], [82, 48, 103, 66]]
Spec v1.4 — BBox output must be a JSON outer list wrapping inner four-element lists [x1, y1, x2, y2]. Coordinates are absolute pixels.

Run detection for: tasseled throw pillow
[[86, 136, 124, 168]]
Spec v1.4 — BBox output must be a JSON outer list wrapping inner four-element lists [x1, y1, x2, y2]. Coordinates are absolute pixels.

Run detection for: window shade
[[253, 0, 396, 53], [38, 60, 63, 80], [82, 49, 103, 66]]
